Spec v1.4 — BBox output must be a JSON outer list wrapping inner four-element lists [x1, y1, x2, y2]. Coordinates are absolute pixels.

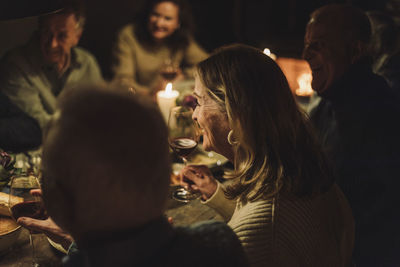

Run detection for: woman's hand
[[180, 165, 218, 200]]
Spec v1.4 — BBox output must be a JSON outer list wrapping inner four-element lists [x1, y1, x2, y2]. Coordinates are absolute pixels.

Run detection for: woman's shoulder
[[119, 23, 135, 33], [115, 24, 143, 49], [277, 184, 353, 226], [117, 24, 137, 40]]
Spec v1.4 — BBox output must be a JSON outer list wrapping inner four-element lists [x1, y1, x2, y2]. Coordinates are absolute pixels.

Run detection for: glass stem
[[30, 233, 39, 267], [182, 157, 188, 166]]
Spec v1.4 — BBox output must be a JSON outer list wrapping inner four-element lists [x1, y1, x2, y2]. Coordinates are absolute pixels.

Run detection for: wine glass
[[9, 174, 47, 266], [168, 106, 201, 202], [160, 59, 179, 82]]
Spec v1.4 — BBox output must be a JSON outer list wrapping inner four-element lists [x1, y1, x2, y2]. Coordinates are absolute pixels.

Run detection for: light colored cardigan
[[204, 183, 354, 267], [112, 24, 208, 93], [0, 36, 102, 129]]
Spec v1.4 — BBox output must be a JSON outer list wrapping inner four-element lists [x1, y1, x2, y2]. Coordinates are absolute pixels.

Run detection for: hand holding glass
[[168, 106, 201, 202], [9, 174, 47, 266]]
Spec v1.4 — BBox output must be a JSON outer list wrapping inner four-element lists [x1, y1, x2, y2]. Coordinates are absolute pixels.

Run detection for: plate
[[188, 144, 228, 169], [172, 187, 200, 203]]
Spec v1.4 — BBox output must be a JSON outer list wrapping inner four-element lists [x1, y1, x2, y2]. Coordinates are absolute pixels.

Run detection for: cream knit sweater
[[204, 183, 354, 267], [112, 24, 208, 93]]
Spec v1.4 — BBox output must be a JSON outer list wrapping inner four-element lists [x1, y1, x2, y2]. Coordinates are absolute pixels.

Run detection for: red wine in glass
[[11, 200, 48, 220], [160, 70, 178, 81], [170, 138, 198, 158], [168, 107, 201, 202], [9, 175, 45, 265]]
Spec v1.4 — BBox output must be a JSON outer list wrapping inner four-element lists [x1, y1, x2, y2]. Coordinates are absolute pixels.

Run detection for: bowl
[[0, 216, 21, 253]]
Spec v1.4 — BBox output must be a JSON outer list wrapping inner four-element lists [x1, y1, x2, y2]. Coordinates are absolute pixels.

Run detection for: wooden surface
[[166, 196, 224, 227], [0, 228, 63, 267], [0, 190, 222, 266]]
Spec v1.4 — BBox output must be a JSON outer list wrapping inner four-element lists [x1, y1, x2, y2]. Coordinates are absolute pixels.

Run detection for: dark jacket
[[63, 218, 249, 267], [310, 63, 400, 265], [0, 91, 42, 152]]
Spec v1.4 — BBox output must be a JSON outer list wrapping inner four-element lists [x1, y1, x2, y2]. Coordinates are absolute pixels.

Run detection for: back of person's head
[[196, 44, 333, 203], [311, 4, 371, 61], [41, 84, 170, 241], [39, 0, 86, 30], [135, 0, 194, 51]]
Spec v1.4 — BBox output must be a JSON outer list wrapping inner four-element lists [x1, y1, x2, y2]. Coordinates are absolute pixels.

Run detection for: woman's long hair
[[196, 44, 334, 203], [134, 0, 194, 53]]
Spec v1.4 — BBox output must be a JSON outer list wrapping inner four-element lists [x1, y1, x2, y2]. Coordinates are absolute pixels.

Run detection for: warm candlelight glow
[[263, 48, 277, 60], [158, 82, 178, 98], [165, 82, 172, 95], [157, 82, 179, 122], [295, 73, 314, 96]]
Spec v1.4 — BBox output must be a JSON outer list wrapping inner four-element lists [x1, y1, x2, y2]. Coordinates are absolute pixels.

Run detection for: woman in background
[[112, 0, 208, 95], [180, 44, 354, 267]]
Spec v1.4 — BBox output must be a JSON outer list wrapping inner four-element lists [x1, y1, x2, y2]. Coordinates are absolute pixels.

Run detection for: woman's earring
[[227, 130, 239, 146]]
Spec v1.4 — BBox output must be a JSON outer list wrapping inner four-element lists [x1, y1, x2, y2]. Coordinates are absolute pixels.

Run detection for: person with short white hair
[[303, 4, 400, 265], [0, 0, 102, 129]]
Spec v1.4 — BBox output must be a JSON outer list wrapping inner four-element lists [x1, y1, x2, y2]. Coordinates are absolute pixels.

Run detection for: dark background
[[0, 0, 396, 79]]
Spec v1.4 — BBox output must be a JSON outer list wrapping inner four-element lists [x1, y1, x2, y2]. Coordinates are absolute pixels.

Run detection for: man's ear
[[74, 28, 83, 46]]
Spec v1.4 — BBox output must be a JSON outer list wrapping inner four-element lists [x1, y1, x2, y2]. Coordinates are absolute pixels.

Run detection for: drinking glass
[[160, 59, 179, 82], [9, 174, 47, 266], [168, 106, 201, 202]]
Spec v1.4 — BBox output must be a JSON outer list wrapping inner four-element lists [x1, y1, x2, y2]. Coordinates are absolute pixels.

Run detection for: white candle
[[157, 82, 179, 122], [263, 48, 277, 60]]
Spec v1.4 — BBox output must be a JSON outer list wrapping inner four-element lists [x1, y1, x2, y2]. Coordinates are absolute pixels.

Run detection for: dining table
[[0, 82, 227, 265], [0, 189, 224, 266]]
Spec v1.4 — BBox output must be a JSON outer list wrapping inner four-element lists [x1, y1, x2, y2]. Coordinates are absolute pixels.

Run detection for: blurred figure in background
[[303, 4, 400, 265], [0, 91, 42, 153], [0, 2, 53, 153], [180, 44, 354, 267], [18, 84, 248, 267], [368, 10, 400, 93], [0, 0, 102, 129], [112, 0, 208, 95]]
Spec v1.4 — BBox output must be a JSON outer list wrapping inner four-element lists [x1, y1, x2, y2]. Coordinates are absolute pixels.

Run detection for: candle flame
[[158, 82, 178, 98], [165, 82, 172, 94], [295, 73, 314, 96]]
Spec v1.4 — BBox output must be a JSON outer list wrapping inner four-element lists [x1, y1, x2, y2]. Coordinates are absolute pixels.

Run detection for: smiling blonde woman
[[180, 44, 354, 267]]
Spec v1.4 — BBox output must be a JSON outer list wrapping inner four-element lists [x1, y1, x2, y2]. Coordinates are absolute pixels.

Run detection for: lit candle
[[157, 82, 179, 122], [263, 48, 277, 60]]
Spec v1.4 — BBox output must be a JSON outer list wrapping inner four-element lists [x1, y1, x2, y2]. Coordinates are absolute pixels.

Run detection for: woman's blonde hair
[[196, 44, 333, 203]]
